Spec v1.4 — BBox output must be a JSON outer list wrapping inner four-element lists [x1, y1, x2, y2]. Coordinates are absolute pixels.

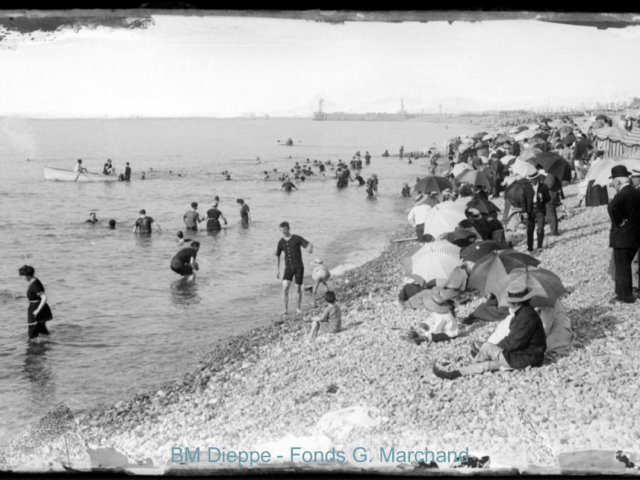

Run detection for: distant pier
[[312, 112, 417, 121]]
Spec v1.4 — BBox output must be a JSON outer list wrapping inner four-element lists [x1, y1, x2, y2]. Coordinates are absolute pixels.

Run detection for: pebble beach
[[59, 181, 640, 472]]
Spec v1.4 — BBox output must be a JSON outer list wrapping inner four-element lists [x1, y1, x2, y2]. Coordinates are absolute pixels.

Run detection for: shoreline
[[5, 178, 640, 473]]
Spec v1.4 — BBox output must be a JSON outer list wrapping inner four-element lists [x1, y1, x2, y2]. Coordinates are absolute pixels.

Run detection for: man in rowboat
[[74, 159, 87, 173], [103, 159, 114, 175]]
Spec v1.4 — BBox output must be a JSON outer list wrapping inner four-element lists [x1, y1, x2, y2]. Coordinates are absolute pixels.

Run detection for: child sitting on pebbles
[[401, 288, 459, 345], [307, 291, 342, 343]]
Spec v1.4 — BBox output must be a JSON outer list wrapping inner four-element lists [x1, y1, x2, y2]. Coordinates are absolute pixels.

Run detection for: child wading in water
[[307, 291, 342, 343]]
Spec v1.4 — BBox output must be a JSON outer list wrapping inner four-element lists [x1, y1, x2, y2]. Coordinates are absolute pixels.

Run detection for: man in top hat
[[433, 277, 546, 379], [408, 195, 433, 243], [522, 170, 551, 253], [607, 165, 640, 304]]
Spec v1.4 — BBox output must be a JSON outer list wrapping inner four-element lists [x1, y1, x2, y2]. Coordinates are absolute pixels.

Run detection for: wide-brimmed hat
[[505, 281, 536, 303], [527, 170, 541, 181], [422, 290, 451, 313], [610, 165, 632, 179], [632, 169, 640, 178], [465, 208, 482, 220]]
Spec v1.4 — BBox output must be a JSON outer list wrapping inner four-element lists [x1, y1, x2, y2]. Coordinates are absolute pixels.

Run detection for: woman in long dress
[[204, 202, 227, 231], [19, 265, 53, 340]]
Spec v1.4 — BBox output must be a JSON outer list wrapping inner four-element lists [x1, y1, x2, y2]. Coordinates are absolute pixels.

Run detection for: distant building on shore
[[312, 98, 419, 121]]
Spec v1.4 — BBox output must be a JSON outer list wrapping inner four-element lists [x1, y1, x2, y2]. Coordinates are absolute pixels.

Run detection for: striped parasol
[[467, 249, 540, 296], [494, 267, 567, 307]]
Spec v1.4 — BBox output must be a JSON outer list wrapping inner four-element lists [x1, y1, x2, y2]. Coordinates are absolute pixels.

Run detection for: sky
[[1, 15, 640, 118]]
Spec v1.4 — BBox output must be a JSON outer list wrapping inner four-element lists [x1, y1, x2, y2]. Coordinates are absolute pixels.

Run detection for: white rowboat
[[44, 167, 120, 182]]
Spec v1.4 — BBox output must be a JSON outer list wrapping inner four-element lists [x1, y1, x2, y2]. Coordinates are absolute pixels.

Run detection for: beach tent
[[592, 126, 639, 157]]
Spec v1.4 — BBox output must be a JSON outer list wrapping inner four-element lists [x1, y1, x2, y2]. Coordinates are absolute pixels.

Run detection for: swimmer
[[86, 212, 99, 224], [140, 172, 146, 180], [170, 241, 200, 281], [176, 230, 192, 244], [225, 174, 231, 181], [108, 219, 116, 229], [281, 177, 298, 192]]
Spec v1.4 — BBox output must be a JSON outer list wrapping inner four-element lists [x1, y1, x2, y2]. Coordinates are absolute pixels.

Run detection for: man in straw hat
[[433, 276, 546, 380], [607, 165, 640, 304], [522, 169, 550, 253]]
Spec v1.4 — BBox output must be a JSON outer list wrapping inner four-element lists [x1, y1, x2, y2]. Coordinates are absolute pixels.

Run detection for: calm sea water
[[0, 117, 477, 442]]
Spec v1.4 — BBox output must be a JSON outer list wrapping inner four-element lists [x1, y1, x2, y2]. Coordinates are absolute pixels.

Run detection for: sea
[[0, 117, 478, 443]]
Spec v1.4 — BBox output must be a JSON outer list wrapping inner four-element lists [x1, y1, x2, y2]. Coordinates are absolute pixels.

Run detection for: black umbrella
[[414, 176, 452, 194], [595, 114, 610, 122], [562, 133, 577, 146], [504, 180, 527, 208], [472, 131, 488, 140], [539, 117, 552, 123], [530, 152, 571, 182], [466, 198, 501, 215], [532, 131, 549, 139]]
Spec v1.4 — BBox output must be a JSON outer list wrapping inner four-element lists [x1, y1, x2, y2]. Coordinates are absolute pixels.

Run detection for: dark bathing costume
[[206, 208, 223, 231], [276, 234, 309, 285], [135, 216, 154, 233], [171, 247, 198, 276], [240, 204, 250, 224], [27, 278, 53, 339]]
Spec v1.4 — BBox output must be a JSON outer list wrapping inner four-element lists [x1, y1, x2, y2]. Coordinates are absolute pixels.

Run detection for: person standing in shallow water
[[132, 209, 161, 234], [184, 202, 203, 232], [237, 198, 251, 226], [19, 265, 53, 340], [204, 202, 227, 231], [276, 221, 313, 316]]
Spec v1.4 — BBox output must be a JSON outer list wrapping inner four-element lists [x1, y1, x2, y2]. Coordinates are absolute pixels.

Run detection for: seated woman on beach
[[307, 291, 341, 343], [433, 279, 546, 380]]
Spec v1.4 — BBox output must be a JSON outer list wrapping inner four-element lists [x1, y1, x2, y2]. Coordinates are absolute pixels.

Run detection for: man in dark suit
[[433, 280, 546, 379], [543, 171, 562, 236], [522, 170, 550, 253], [608, 165, 640, 304], [491, 157, 505, 199]]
